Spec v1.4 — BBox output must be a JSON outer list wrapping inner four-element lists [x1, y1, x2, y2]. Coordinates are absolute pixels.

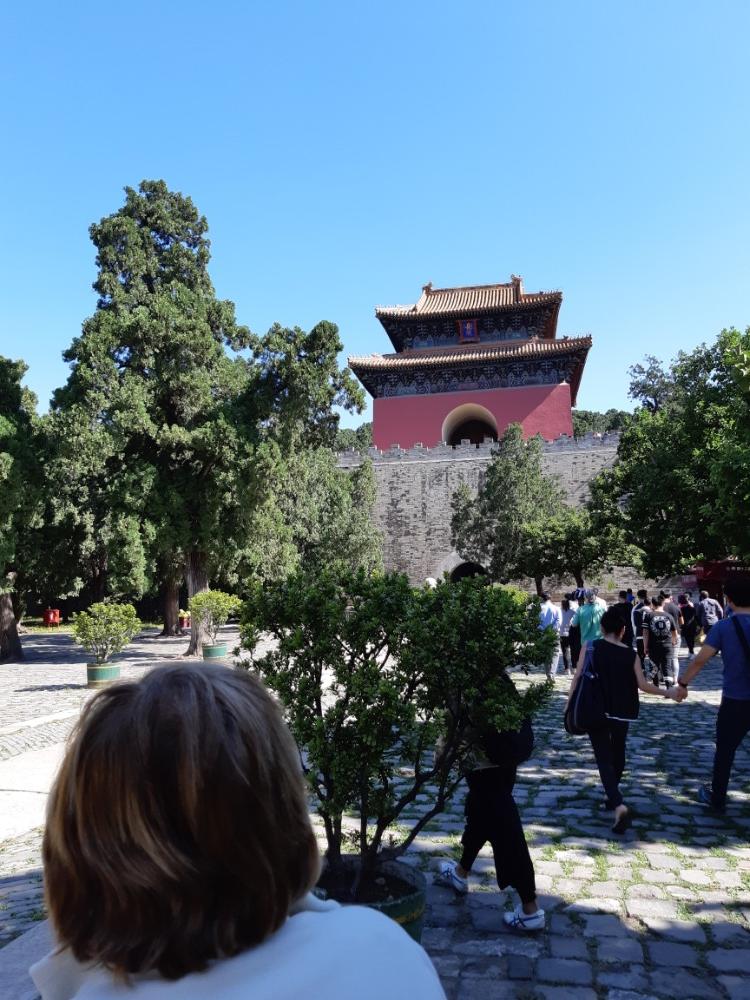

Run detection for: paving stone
[[421, 927, 456, 950], [588, 881, 622, 897], [647, 940, 700, 967], [710, 920, 750, 945], [625, 898, 679, 919], [536, 988, 597, 1000], [679, 868, 713, 886], [429, 954, 461, 978], [469, 908, 502, 933], [426, 904, 465, 926], [596, 966, 649, 991], [506, 954, 533, 980], [649, 969, 724, 999], [604, 991, 658, 1000], [566, 897, 622, 915], [716, 976, 750, 1000], [548, 914, 576, 935], [706, 947, 750, 973], [637, 916, 707, 943], [455, 976, 521, 999], [549, 935, 588, 959], [537, 957, 593, 985], [582, 913, 628, 938], [597, 936, 644, 963]]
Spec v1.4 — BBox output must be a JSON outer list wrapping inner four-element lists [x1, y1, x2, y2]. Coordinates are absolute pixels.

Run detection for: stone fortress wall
[[338, 433, 620, 586]]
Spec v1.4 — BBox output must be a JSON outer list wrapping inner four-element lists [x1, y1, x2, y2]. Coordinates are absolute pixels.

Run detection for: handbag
[[731, 615, 750, 669], [564, 643, 607, 735]]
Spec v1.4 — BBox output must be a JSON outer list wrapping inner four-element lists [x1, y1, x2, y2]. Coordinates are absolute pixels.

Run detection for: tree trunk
[[91, 557, 107, 602], [160, 577, 181, 636], [534, 576, 544, 596], [184, 551, 209, 655], [574, 571, 585, 588], [0, 590, 23, 662]]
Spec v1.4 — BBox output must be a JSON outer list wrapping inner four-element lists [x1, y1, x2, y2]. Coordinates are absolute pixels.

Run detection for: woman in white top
[[31, 663, 444, 1000]]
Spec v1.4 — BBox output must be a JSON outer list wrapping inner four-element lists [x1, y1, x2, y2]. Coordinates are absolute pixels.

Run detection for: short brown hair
[[44, 663, 319, 980]]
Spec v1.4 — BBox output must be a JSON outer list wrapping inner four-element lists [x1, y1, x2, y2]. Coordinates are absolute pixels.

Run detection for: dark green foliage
[[335, 422, 373, 453], [241, 572, 551, 889], [51, 180, 368, 650], [238, 449, 382, 585], [594, 329, 750, 577], [0, 358, 42, 659], [451, 424, 565, 587], [452, 423, 633, 591], [572, 408, 632, 438], [71, 602, 141, 664]]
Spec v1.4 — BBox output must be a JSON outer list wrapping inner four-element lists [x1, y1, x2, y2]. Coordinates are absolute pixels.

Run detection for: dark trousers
[[588, 719, 629, 808], [635, 637, 645, 668], [569, 625, 582, 671], [712, 697, 750, 806], [459, 767, 536, 905], [649, 643, 672, 677], [560, 635, 573, 671], [682, 624, 698, 655]]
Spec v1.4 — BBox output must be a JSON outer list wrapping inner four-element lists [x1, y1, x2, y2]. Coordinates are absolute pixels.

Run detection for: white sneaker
[[503, 905, 545, 931], [434, 860, 468, 895]]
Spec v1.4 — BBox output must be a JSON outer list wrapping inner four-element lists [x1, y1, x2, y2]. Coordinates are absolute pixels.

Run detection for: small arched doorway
[[450, 562, 487, 582], [442, 403, 498, 447]]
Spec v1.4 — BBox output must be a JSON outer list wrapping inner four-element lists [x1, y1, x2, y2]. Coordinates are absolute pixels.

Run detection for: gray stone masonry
[[339, 434, 621, 584]]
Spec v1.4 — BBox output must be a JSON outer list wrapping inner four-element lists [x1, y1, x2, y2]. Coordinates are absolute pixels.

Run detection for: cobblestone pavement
[[2, 642, 750, 999]]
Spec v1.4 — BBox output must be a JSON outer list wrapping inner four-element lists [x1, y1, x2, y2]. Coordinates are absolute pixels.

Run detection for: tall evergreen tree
[[0, 358, 41, 660], [451, 424, 564, 587], [55, 181, 364, 651]]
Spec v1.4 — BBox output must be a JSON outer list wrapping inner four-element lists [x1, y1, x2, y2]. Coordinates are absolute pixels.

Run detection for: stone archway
[[449, 562, 487, 582], [442, 403, 498, 447]]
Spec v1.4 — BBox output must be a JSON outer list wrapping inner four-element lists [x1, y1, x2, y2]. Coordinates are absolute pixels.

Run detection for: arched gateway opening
[[450, 562, 487, 582], [442, 403, 498, 447]]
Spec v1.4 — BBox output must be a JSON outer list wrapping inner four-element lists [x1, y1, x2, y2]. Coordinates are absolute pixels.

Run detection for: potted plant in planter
[[189, 590, 240, 659], [240, 571, 553, 941], [71, 602, 142, 688]]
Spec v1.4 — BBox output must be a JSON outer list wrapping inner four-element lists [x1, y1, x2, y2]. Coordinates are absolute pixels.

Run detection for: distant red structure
[[349, 276, 591, 451]]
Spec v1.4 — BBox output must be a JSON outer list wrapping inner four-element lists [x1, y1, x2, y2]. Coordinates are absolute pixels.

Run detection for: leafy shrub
[[71, 602, 141, 664], [240, 571, 552, 895], [189, 590, 240, 646]]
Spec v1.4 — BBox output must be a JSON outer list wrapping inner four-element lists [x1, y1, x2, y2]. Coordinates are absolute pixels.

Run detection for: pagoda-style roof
[[375, 275, 562, 351], [349, 335, 591, 404], [376, 276, 561, 320]]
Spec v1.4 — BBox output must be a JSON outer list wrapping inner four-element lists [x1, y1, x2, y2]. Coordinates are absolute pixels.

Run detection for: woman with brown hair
[[31, 663, 444, 1000]]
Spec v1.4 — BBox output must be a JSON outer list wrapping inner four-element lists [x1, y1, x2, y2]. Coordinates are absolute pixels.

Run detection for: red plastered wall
[[372, 383, 573, 450]]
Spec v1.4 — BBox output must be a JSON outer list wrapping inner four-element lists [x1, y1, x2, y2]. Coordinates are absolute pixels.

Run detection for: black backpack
[[564, 643, 606, 735], [482, 717, 534, 767]]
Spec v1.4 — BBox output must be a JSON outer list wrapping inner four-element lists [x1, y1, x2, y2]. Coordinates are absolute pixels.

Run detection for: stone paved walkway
[[1, 638, 749, 999]]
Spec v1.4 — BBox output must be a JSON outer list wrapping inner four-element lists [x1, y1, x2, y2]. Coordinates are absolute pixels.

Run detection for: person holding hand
[[674, 579, 750, 813], [567, 607, 682, 834]]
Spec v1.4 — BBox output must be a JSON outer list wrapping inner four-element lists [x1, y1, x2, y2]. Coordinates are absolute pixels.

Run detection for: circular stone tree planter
[[202, 643, 229, 660], [86, 664, 121, 688], [317, 857, 427, 943]]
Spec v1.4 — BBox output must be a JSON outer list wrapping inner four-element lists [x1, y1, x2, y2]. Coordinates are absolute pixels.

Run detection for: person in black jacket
[[566, 608, 681, 833], [434, 677, 544, 932]]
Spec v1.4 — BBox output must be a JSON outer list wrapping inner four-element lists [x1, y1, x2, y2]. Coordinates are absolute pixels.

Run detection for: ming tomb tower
[[349, 276, 591, 450]]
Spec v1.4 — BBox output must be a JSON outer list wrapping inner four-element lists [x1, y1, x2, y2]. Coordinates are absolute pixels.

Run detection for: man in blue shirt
[[676, 579, 750, 812], [538, 592, 562, 678]]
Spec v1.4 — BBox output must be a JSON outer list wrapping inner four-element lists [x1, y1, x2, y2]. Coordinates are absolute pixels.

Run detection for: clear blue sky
[[2, 1, 749, 426]]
